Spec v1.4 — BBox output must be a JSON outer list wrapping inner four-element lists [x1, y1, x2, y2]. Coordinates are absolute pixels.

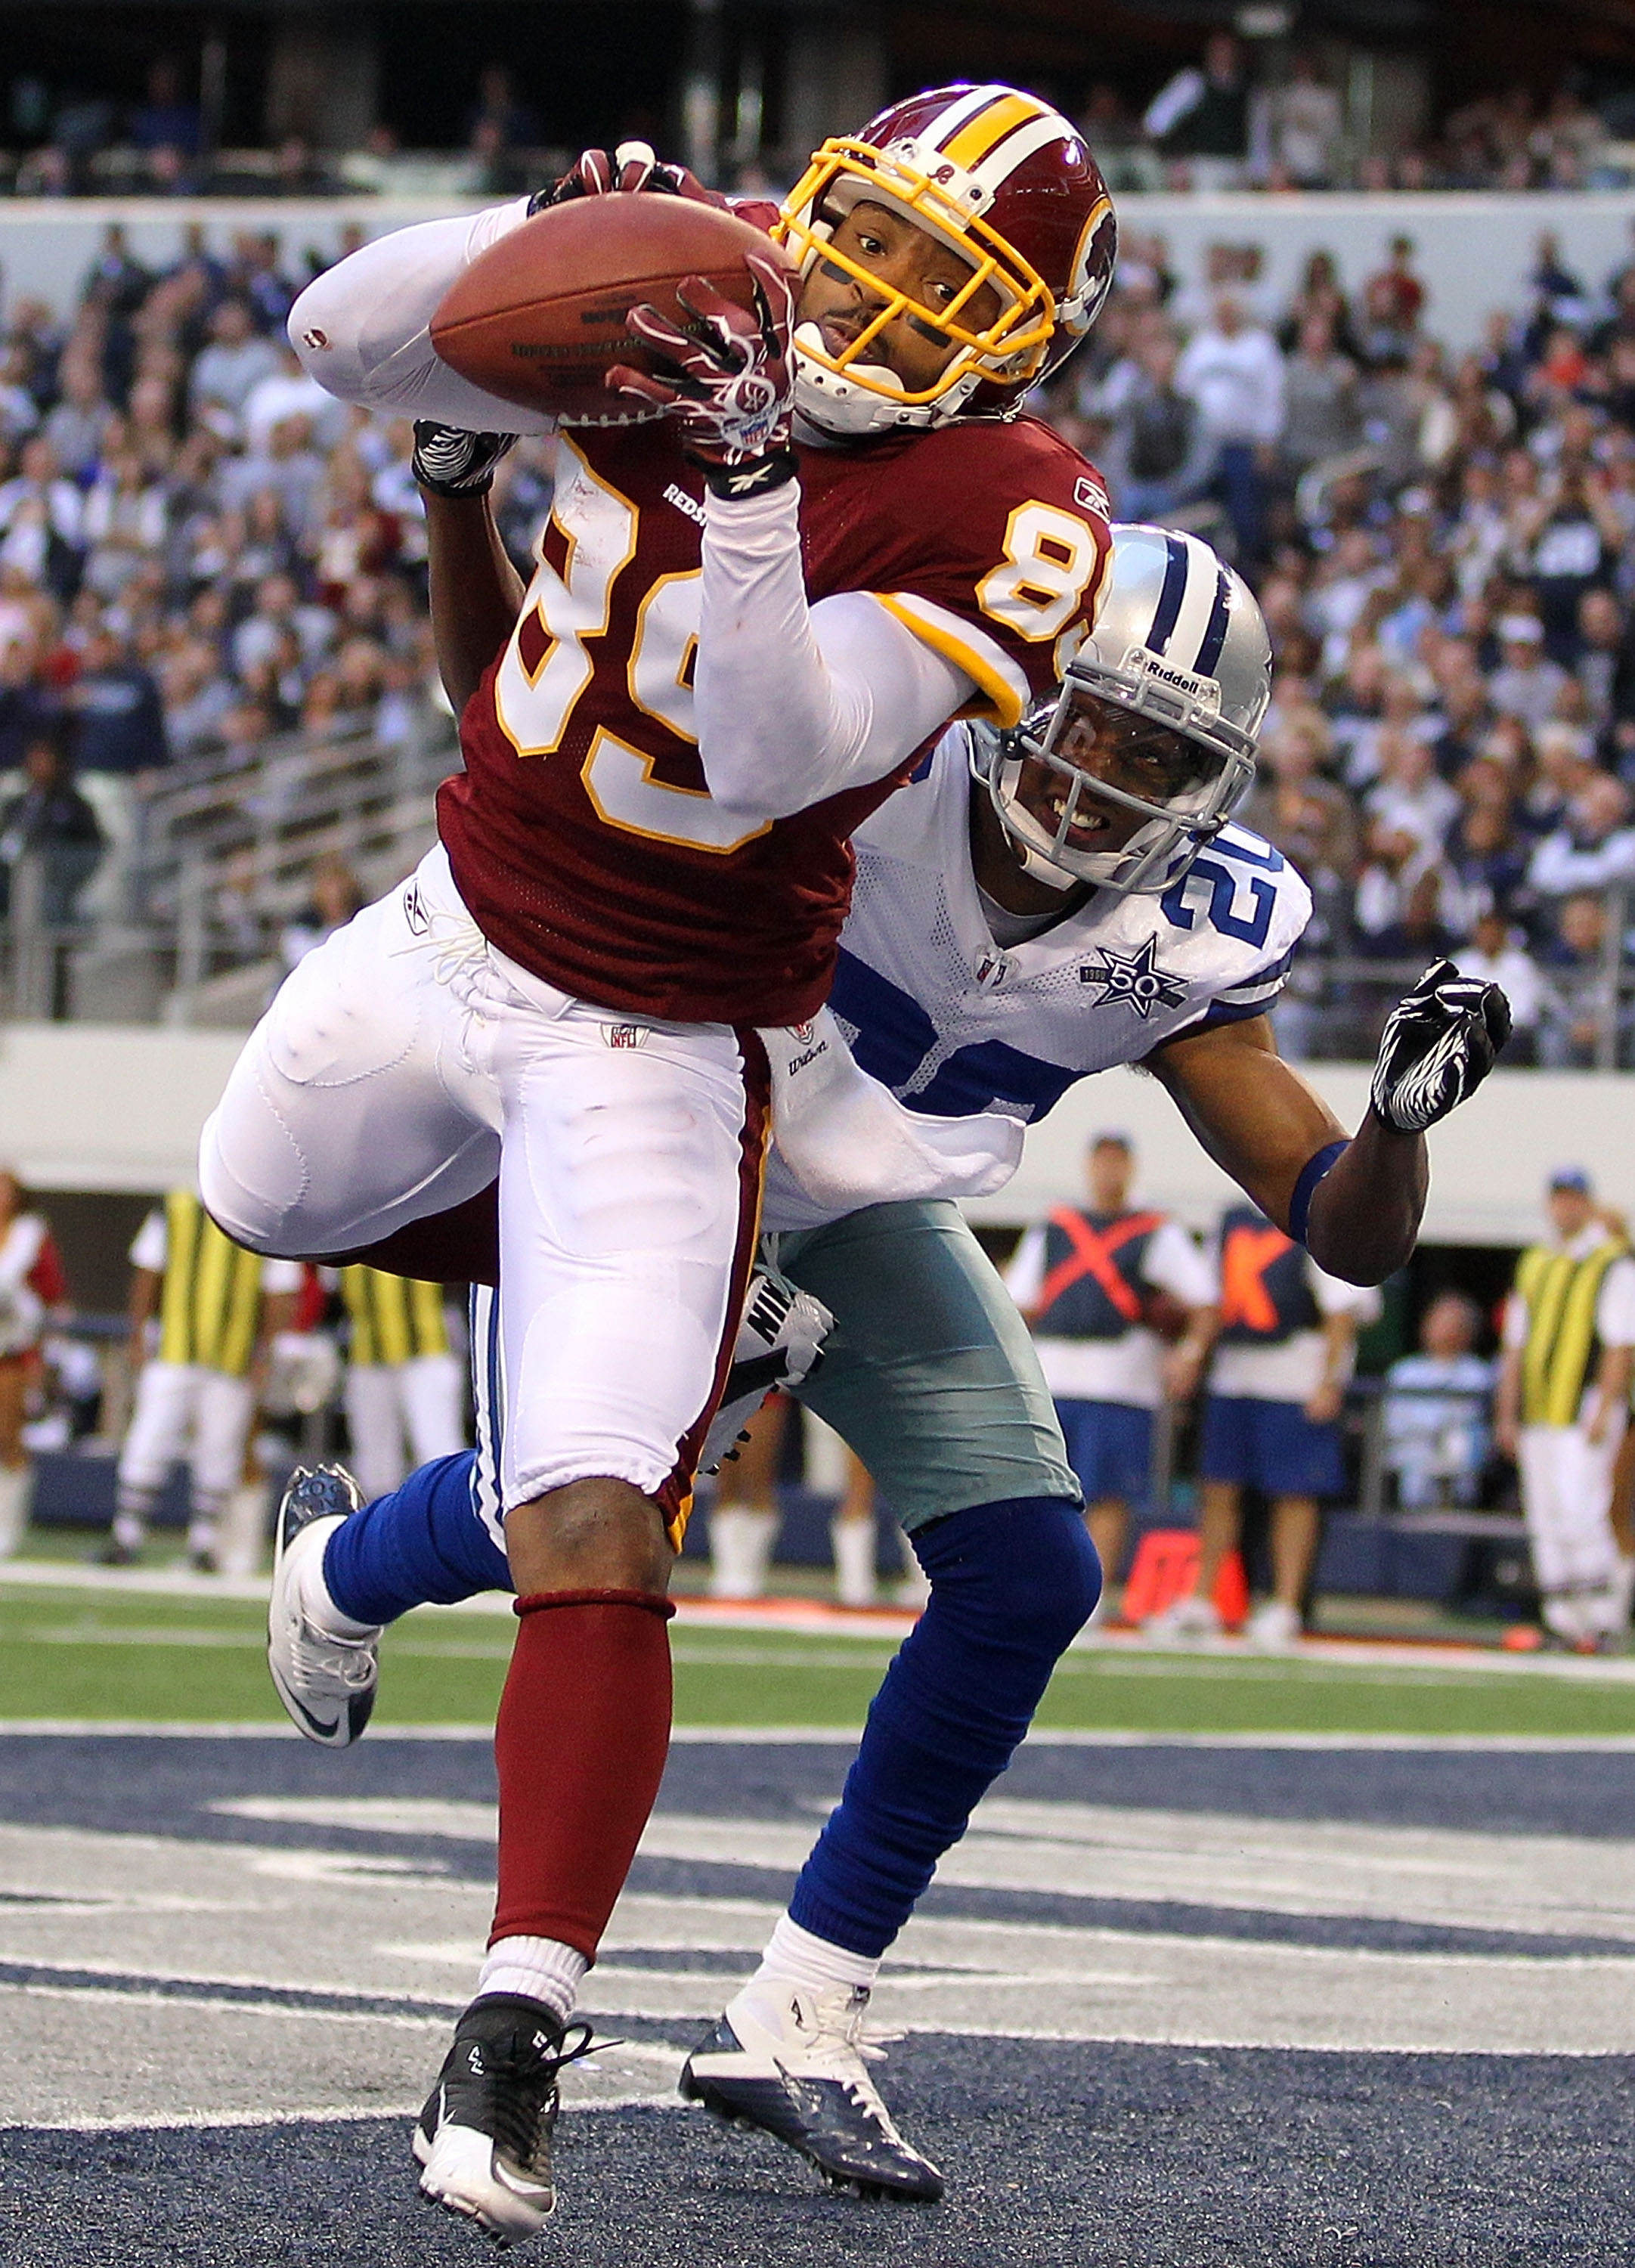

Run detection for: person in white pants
[[339, 1266, 466, 1501], [1496, 1169, 1635, 1647], [106, 1191, 302, 1569]]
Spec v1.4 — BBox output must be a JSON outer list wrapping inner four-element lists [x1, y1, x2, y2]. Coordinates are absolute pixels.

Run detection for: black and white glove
[[411, 422, 516, 499], [608, 253, 797, 497], [529, 140, 717, 212], [1370, 958, 1513, 1134]]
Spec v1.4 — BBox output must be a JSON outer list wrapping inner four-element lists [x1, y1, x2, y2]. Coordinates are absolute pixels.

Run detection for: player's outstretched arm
[[413, 426, 525, 714], [1147, 960, 1509, 1287], [289, 203, 556, 435]]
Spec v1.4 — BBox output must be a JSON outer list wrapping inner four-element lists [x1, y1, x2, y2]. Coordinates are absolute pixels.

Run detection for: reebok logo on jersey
[[1074, 473, 1110, 516], [403, 882, 429, 935], [604, 1023, 649, 1049], [1079, 937, 1188, 1021], [663, 482, 707, 527]]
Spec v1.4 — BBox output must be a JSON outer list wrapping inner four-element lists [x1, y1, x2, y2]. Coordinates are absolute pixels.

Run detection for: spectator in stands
[[1259, 54, 1343, 189], [1528, 772, 1635, 897], [1382, 1293, 1494, 1513], [1279, 315, 1361, 476], [1144, 1201, 1380, 1648], [1359, 237, 1427, 363], [1005, 1133, 1217, 1625], [128, 58, 201, 170], [1574, 588, 1635, 766], [188, 299, 281, 440], [1457, 907, 1543, 1061], [1537, 891, 1625, 1067], [1143, 33, 1253, 191], [1520, 463, 1622, 662], [0, 730, 104, 925], [1175, 292, 1285, 563], [67, 629, 169, 778], [1489, 614, 1568, 730], [42, 358, 113, 481], [1098, 328, 1213, 522], [280, 854, 364, 971]]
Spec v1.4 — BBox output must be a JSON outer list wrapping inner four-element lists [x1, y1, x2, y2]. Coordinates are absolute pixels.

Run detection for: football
[[429, 195, 788, 427]]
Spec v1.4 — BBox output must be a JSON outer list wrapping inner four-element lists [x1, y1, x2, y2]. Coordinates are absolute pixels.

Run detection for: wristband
[[1289, 1139, 1349, 1248], [698, 449, 799, 500]]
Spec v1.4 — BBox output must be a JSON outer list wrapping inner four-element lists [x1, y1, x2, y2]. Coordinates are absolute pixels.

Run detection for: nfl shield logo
[[605, 1023, 647, 1049]]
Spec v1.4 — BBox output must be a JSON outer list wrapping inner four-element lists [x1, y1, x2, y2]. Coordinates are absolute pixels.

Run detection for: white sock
[[831, 1515, 877, 1608], [750, 1912, 880, 1997], [0, 1467, 29, 1557], [710, 1507, 777, 1600], [296, 1522, 379, 1640], [476, 1935, 588, 2028]]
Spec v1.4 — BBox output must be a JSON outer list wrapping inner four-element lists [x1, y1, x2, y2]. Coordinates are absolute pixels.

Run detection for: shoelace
[[483, 2022, 604, 2170], [792, 1991, 909, 2131], [287, 1613, 376, 1692]]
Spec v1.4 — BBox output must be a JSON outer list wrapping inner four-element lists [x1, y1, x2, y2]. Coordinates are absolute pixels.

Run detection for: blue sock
[[322, 1452, 512, 1626], [788, 1495, 1099, 1958]]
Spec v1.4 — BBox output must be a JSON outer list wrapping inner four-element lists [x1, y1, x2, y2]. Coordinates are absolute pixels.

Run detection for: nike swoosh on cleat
[[279, 1681, 340, 1741]]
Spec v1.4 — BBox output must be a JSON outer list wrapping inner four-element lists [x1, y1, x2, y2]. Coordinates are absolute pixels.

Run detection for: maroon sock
[[489, 1588, 675, 1962]]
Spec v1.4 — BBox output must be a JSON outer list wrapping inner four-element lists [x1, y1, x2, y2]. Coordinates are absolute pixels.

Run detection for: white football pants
[[201, 847, 768, 1519], [118, 1363, 255, 1499], [1518, 1416, 1625, 1637], [345, 1351, 466, 1501]]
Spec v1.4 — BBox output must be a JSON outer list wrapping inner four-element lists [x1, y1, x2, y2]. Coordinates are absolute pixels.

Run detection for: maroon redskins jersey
[[438, 414, 1111, 1024]]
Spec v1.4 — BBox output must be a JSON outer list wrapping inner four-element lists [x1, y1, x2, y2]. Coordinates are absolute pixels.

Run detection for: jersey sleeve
[[1158, 829, 1315, 1039], [871, 423, 1113, 729], [1144, 1219, 1217, 1308], [1308, 1263, 1383, 1324], [1003, 1222, 1048, 1312], [129, 1210, 167, 1274], [1596, 1256, 1635, 1348], [289, 200, 558, 436]]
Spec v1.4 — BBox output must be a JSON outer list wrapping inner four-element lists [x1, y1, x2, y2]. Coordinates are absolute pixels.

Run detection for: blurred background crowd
[[8, 184, 1635, 1056]]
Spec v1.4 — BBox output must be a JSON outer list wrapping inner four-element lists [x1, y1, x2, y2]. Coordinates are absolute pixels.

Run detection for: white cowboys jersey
[[763, 727, 1311, 1233]]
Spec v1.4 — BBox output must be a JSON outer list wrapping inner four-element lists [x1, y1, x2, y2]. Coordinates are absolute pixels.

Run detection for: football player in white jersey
[[266, 523, 1510, 2227]]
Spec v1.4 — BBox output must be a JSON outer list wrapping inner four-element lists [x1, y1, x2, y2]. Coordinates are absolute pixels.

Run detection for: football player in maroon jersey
[[201, 86, 1123, 2239]]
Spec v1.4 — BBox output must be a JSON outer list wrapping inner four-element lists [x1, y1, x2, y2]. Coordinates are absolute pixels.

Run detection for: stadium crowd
[[2, 176, 1635, 1053], [8, 47, 1632, 199], [1041, 217, 1635, 1064]]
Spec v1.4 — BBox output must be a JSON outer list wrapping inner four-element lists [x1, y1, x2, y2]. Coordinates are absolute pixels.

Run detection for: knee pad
[[913, 1495, 1101, 1656]]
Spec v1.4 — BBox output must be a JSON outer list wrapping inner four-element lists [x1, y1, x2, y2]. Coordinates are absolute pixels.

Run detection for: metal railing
[[0, 709, 460, 1026]]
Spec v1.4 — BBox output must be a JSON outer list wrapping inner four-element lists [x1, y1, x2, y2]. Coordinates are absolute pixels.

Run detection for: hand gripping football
[[430, 196, 788, 428]]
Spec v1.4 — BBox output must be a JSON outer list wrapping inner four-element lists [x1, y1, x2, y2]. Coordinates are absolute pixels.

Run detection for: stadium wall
[[3, 1024, 1630, 1244], [5, 191, 1635, 352]]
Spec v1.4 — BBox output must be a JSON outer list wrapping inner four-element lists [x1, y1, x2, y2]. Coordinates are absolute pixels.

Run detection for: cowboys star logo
[[1079, 937, 1188, 1020]]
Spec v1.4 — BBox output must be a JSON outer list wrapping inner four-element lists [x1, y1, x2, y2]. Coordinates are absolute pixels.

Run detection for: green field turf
[[3, 1583, 1635, 1737]]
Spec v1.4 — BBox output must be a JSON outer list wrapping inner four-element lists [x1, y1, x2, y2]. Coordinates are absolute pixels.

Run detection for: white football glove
[[1370, 959, 1513, 1134]]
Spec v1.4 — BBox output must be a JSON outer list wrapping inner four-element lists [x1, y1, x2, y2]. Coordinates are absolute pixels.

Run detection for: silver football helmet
[[971, 524, 1271, 894]]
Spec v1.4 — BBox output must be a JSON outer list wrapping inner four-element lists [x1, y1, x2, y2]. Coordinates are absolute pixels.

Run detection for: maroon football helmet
[[778, 82, 1117, 436]]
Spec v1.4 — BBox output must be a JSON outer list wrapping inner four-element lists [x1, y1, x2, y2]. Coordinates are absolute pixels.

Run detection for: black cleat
[[680, 1980, 943, 2201], [413, 1994, 597, 2245]]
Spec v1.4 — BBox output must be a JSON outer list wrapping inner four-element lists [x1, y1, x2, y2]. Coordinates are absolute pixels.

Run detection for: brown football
[[429, 196, 787, 428]]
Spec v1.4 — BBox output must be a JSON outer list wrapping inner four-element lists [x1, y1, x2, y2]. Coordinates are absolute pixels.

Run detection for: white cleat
[[267, 1464, 380, 1747]]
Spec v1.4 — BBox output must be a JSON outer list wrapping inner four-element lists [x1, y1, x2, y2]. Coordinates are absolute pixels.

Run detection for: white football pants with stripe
[[200, 845, 766, 1514]]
